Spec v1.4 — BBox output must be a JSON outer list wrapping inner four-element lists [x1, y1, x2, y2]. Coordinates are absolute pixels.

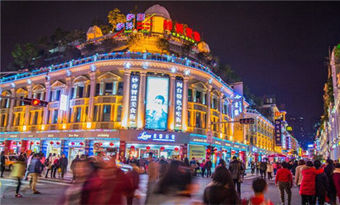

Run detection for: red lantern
[[100, 142, 103, 146], [110, 142, 114, 147], [160, 146, 165, 151], [19, 142, 22, 145], [13, 142, 16, 145], [2, 142, 4, 145], [214, 148, 217, 152], [36, 142, 40, 145], [80, 142, 84, 146], [146, 146, 151, 150], [56, 142, 60, 145], [50, 141, 54, 145], [71, 142, 75, 146], [174, 147, 179, 151], [130, 145, 135, 150], [30, 142, 34, 145]]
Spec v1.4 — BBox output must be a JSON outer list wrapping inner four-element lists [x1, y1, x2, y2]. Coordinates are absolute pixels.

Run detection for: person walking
[[204, 166, 240, 204], [242, 178, 274, 205], [260, 159, 268, 179], [24, 152, 34, 180], [158, 156, 169, 179], [0, 151, 5, 177], [28, 153, 42, 194], [59, 154, 68, 179], [300, 161, 323, 205], [145, 152, 159, 204], [44, 153, 52, 178], [256, 161, 260, 176], [206, 158, 212, 178], [315, 160, 329, 205], [10, 154, 26, 198], [332, 163, 340, 203], [295, 160, 306, 190], [292, 161, 298, 176], [273, 161, 278, 175], [275, 162, 293, 205], [70, 155, 79, 183], [267, 161, 273, 180], [325, 159, 337, 205], [52, 154, 60, 178], [201, 160, 206, 178], [251, 161, 256, 175], [229, 156, 244, 197], [126, 165, 140, 205]]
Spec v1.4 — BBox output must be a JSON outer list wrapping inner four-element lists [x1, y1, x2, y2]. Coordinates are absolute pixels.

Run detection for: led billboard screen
[[145, 76, 169, 130]]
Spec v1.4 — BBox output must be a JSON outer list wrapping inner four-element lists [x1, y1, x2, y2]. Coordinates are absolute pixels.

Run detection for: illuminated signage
[[174, 80, 183, 130], [308, 144, 314, 148], [137, 132, 175, 142], [164, 20, 201, 42], [59, 94, 68, 111], [116, 13, 150, 32], [128, 75, 140, 127], [275, 120, 282, 146], [145, 76, 169, 130]]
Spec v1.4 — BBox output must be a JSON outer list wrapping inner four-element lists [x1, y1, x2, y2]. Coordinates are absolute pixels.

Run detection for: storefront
[[29, 139, 41, 153], [42, 139, 62, 157]]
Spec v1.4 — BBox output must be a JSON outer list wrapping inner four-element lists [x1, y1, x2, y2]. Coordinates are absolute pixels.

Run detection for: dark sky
[[2, 1, 340, 142]]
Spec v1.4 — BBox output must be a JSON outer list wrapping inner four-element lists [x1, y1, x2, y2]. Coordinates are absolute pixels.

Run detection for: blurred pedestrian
[[44, 153, 52, 178], [201, 160, 206, 178], [59, 154, 68, 179], [295, 160, 306, 190], [275, 162, 292, 205], [206, 158, 212, 178], [332, 163, 340, 203], [0, 151, 5, 177], [126, 165, 140, 205], [267, 161, 273, 180], [256, 161, 260, 175], [39, 152, 46, 174], [70, 155, 80, 183], [10, 154, 26, 198], [300, 161, 322, 205], [292, 161, 298, 176], [325, 159, 337, 205], [184, 157, 190, 167], [229, 156, 244, 197], [158, 156, 169, 179], [315, 160, 329, 205], [242, 178, 273, 205], [251, 161, 255, 175], [147, 160, 196, 204], [28, 153, 42, 194], [273, 161, 278, 175], [260, 159, 267, 179], [52, 154, 60, 178], [24, 152, 34, 180], [218, 159, 227, 167], [145, 152, 159, 204], [204, 166, 239, 204]]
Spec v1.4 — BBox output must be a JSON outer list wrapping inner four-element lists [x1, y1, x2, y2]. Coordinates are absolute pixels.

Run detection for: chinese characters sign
[[175, 80, 183, 130], [129, 75, 140, 127], [164, 20, 201, 42], [274, 120, 282, 146], [137, 131, 175, 142]]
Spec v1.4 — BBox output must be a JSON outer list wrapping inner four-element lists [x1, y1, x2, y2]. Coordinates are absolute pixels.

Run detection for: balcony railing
[[0, 52, 234, 94]]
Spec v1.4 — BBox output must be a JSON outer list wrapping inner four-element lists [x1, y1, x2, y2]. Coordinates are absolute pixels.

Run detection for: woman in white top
[[295, 159, 306, 190], [267, 161, 274, 180]]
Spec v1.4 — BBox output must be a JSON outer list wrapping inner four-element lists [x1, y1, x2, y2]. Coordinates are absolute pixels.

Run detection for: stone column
[[113, 81, 118, 95], [192, 86, 196, 103], [206, 85, 212, 131], [121, 70, 131, 128], [42, 81, 51, 125], [24, 85, 33, 125], [7, 88, 16, 130], [219, 93, 224, 137], [168, 74, 176, 131], [137, 71, 147, 129], [63, 77, 72, 124], [182, 77, 189, 131], [87, 72, 96, 122]]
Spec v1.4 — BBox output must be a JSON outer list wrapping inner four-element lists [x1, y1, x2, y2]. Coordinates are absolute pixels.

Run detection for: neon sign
[[137, 132, 175, 142], [174, 80, 183, 130], [129, 75, 140, 127], [164, 20, 201, 42]]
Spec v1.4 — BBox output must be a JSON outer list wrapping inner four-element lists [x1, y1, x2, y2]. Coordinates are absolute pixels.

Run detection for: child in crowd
[[242, 178, 273, 205]]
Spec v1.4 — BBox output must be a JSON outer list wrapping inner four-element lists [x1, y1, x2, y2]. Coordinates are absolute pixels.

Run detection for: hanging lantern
[[36, 142, 40, 145], [2, 142, 4, 145], [56, 142, 60, 145], [214, 148, 218, 152], [30, 142, 34, 145], [13, 142, 16, 145], [110, 142, 114, 147], [19, 142, 22, 145], [174, 147, 179, 151], [160, 146, 165, 151], [146, 146, 151, 150], [130, 145, 135, 150], [100, 142, 103, 146], [80, 142, 84, 146], [71, 142, 75, 146], [50, 141, 54, 145]]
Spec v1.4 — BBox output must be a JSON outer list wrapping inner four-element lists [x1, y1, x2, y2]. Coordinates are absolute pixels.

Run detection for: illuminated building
[[0, 5, 278, 164]]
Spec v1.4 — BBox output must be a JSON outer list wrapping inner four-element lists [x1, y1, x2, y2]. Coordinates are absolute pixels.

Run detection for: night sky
[[2, 2, 340, 143]]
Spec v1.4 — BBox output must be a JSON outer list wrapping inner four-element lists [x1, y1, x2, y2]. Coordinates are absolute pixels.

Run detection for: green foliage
[[157, 38, 169, 53], [11, 43, 38, 69], [107, 8, 126, 30], [335, 43, 340, 60], [215, 64, 241, 84], [66, 29, 86, 43], [50, 28, 69, 46]]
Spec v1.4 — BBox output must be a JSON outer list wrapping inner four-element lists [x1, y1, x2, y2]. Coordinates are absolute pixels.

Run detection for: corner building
[[0, 5, 273, 166]]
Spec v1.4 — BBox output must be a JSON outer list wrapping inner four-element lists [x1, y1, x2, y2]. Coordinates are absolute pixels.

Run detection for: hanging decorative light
[[160, 147, 165, 151], [56, 142, 60, 145], [174, 147, 179, 151], [13, 142, 16, 145], [71, 142, 75, 146], [146, 146, 151, 150], [110, 142, 114, 147], [19, 142, 22, 145], [80, 142, 84, 146], [131, 145, 135, 150], [36, 142, 40, 145], [30, 142, 34, 145], [50, 141, 54, 145]]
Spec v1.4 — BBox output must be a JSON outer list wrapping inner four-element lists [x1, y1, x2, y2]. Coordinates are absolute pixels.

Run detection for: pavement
[[0, 169, 303, 205]]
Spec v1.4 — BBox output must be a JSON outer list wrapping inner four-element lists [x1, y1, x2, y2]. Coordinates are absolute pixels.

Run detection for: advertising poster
[[275, 120, 282, 146], [189, 145, 206, 161], [145, 76, 169, 130], [174, 79, 183, 130]]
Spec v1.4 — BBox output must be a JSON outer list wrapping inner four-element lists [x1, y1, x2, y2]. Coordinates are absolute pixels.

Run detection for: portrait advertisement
[[145, 76, 169, 130]]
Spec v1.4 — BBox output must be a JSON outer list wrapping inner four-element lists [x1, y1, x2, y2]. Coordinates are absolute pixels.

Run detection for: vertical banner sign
[[174, 79, 183, 130], [128, 75, 140, 128], [274, 120, 282, 146], [119, 141, 126, 158]]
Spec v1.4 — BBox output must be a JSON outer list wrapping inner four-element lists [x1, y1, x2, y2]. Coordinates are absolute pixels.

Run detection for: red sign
[[21, 140, 29, 153], [164, 20, 201, 42], [119, 141, 126, 157]]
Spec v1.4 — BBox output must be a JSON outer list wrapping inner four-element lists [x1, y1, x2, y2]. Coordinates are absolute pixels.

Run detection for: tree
[[50, 27, 69, 46], [65, 29, 86, 43], [11, 43, 38, 69], [107, 8, 126, 31]]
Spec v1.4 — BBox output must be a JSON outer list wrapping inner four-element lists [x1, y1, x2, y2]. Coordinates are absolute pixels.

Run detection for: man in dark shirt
[[0, 151, 5, 177], [59, 154, 68, 179]]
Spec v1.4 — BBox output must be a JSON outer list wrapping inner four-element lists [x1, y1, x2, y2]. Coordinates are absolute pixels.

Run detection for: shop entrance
[[126, 144, 180, 160]]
